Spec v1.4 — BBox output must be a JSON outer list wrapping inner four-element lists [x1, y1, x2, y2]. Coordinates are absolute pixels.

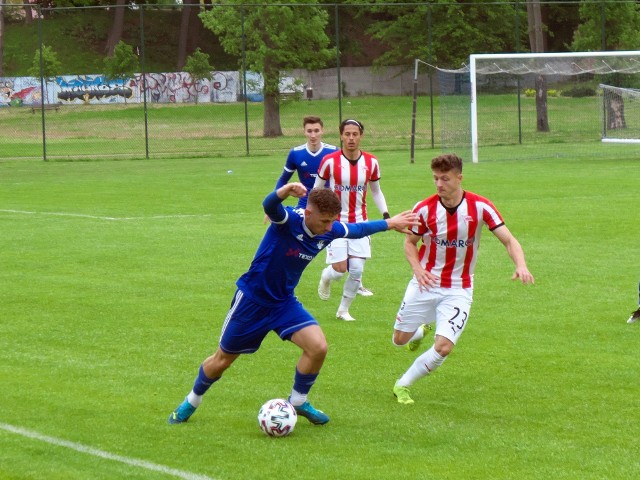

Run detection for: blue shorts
[[219, 289, 317, 354]]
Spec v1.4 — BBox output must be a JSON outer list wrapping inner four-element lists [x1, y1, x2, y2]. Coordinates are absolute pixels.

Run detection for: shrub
[[561, 86, 596, 97]]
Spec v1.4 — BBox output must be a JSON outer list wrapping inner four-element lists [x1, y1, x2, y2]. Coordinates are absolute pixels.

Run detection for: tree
[[527, 0, 549, 132], [104, 40, 139, 103], [183, 47, 213, 104], [0, 0, 5, 76], [572, 0, 640, 52], [199, 1, 333, 137], [359, 1, 523, 69], [177, 0, 196, 70], [28, 44, 63, 104], [105, 0, 127, 56]]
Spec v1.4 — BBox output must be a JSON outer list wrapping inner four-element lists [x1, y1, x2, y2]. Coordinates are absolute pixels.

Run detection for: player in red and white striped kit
[[391, 153, 535, 405], [314, 119, 395, 321]]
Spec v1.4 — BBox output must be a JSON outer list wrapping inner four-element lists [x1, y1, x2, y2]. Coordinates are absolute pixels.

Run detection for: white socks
[[396, 346, 446, 387], [322, 265, 344, 284], [288, 389, 306, 406], [187, 390, 203, 407]]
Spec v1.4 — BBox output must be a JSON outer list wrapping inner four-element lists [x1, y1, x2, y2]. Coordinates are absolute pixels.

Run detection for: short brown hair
[[303, 116, 323, 127], [308, 188, 341, 217], [431, 153, 463, 173]]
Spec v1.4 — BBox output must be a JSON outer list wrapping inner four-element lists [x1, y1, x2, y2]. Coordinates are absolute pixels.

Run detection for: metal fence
[[0, 2, 629, 161]]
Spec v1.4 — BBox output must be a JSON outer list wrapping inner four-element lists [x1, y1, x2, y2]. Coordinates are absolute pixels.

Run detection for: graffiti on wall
[[0, 71, 239, 107], [0, 78, 43, 106]]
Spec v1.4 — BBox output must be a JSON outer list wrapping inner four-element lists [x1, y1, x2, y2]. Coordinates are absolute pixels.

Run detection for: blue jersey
[[236, 191, 388, 307], [276, 142, 338, 208]]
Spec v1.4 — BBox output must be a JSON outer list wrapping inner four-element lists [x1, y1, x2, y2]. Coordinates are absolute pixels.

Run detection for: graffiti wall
[[0, 71, 239, 107]]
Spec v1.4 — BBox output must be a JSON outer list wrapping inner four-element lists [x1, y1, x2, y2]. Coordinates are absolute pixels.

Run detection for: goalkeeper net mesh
[[416, 52, 640, 162], [599, 84, 640, 143]]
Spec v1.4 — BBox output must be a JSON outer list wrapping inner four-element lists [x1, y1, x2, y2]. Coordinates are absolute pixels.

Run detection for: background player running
[[314, 119, 392, 320]]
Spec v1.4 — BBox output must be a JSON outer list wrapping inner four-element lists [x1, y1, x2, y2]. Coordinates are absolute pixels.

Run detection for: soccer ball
[[258, 398, 297, 437]]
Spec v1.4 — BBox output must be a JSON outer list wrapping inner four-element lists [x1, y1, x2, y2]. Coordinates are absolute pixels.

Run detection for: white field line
[[0, 209, 212, 221], [0, 422, 216, 480]]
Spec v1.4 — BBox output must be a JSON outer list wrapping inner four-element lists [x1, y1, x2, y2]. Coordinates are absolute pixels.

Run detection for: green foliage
[[183, 48, 214, 104], [27, 44, 63, 79], [199, 1, 333, 97], [184, 47, 213, 83], [103, 40, 139, 81], [560, 85, 596, 97], [524, 88, 560, 97], [572, 0, 640, 51], [362, 1, 527, 69]]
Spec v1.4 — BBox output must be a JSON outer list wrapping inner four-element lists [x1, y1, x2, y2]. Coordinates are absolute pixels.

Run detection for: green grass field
[[5, 93, 640, 162], [1, 152, 639, 479]]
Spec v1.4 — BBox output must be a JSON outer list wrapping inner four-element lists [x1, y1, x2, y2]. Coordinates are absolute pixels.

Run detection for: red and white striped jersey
[[411, 191, 505, 289], [317, 150, 381, 223]]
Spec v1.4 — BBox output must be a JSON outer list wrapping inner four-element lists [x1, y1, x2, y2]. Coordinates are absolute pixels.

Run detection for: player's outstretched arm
[[385, 210, 418, 233], [343, 211, 417, 240]]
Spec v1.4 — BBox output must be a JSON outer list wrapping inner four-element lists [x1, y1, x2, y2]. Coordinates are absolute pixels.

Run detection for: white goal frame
[[469, 51, 640, 163], [599, 84, 640, 144]]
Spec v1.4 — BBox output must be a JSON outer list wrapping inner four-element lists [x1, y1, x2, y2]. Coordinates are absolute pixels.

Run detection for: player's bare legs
[[288, 325, 330, 424], [290, 325, 328, 374], [169, 348, 239, 424]]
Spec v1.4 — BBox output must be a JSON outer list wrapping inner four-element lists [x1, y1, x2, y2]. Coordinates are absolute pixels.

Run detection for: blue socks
[[193, 365, 220, 396]]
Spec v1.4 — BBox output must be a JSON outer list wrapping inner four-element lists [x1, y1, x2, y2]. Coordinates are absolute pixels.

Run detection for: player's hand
[[263, 213, 272, 225], [386, 210, 418, 234], [277, 182, 307, 199], [414, 267, 439, 291], [512, 267, 535, 285]]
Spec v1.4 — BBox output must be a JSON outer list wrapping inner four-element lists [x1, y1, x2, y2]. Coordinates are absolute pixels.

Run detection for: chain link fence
[[0, 2, 629, 160]]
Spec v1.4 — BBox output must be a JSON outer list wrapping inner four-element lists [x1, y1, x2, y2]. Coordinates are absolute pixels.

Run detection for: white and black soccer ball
[[258, 398, 297, 437]]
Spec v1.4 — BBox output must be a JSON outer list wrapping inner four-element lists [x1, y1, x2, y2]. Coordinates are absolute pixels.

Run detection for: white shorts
[[394, 278, 473, 345], [325, 236, 371, 264]]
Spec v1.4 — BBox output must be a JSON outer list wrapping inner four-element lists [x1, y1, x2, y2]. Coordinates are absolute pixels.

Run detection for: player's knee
[[348, 257, 365, 280], [332, 263, 348, 274], [434, 339, 453, 357], [307, 338, 328, 361], [391, 331, 408, 347]]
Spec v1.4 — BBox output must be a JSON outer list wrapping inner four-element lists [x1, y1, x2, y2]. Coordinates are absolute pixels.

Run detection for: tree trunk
[[188, 4, 202, 54], [177, 0, 196, 70], [527, 0, 549, 132], [105, 0, 126, 56], [0, 0, 4, 76], [24, 0, 33, 25], [263, 93, 282, 137], [534, 75, 549, 132], [262, 58, 282, 137], [606, 93, 626, 129]]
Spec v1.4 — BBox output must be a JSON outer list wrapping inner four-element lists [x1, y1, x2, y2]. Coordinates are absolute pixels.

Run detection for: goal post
[[599, 84, 640, 143], [466, 51, 640, 162]]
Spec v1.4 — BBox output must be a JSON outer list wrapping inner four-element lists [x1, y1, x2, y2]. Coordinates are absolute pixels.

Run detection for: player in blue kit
[[169, 183, 416, 426], [274, 116, 338, 209], [269, 115, 373, 296]]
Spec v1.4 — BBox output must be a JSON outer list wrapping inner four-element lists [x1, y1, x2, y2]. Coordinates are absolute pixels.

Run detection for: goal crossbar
[[469, 51, 640, 162]]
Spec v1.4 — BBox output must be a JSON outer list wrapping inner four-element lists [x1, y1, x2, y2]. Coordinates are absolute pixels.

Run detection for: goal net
[[416, 51, 640, 163], [599, 84, 640, 143]]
